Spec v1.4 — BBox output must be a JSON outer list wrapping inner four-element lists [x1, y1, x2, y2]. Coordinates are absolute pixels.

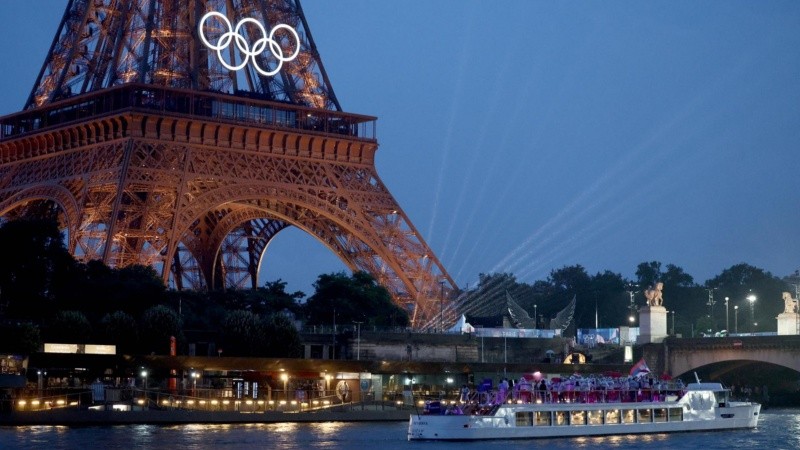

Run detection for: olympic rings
[[198, 11, 300, 77]]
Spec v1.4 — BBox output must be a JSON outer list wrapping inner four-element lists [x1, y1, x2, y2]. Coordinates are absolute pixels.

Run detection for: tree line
[[0, 219, 408, 356], [1, 218, 795, 356], [462, 261, 796, 337]]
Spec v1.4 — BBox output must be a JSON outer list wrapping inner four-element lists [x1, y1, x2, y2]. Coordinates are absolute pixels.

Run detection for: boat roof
[[686, 382, 725, 391]]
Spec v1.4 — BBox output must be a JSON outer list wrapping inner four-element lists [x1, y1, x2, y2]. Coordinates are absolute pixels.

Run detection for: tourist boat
[[407, 382, 760, 441]]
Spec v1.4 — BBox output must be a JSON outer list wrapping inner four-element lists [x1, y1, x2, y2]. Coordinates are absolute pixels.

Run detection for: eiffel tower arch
[[0, 0, 455, 328]]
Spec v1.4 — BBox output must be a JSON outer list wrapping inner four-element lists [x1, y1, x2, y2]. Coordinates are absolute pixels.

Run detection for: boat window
[[669, 408, 683, 422], [587, 410, 603, 425], [535, 411, 551, 426], [654, 408, 667, 423], [637, 409, 652, 423], [516, 412, 533, 427], [554, 411, 570, 426], [570, 411, 587, 426], [605, 409, 621, 424], [622, 409, 636, 424]]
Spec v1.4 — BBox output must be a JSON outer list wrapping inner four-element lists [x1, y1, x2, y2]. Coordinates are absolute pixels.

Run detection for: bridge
[[643, 335, 800, 378]]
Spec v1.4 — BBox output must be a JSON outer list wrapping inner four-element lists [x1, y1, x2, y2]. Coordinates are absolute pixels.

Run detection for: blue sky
[[1, 1, 798, 297]]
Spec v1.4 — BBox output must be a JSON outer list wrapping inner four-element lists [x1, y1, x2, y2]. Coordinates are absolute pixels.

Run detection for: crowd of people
[[458, 374, 687, 407]]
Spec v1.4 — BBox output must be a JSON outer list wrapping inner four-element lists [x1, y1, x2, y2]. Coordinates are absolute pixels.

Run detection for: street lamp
[[353, 321, 363, 360], [191, 371, 199, 396], [533, 304, 538, 329], [747, 293, 757, 332], [37, 370, 46, 395], [626, 286, 638, 325], [725, 297, 730, 333], [141, 369, 148, 391], [280, 372, 289, 400], [706, 289, 716, 332], [734, 305, 739, 334]]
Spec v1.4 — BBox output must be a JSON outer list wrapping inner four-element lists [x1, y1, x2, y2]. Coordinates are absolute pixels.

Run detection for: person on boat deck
[[497, 378, 509, 403], [460, 384, 470, 403], [537, 380, 547, 402], [445, 404, 463, 415]]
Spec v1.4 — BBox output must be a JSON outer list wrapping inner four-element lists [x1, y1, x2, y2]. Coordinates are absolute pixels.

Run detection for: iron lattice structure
[[0, 0, 455, 328]]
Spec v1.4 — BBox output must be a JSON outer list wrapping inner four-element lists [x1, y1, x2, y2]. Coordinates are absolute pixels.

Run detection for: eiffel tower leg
[[3, 0, 458, 328]]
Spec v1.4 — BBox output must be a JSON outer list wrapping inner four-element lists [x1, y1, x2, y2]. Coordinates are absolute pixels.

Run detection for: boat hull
[[408, 403, 761, 441]]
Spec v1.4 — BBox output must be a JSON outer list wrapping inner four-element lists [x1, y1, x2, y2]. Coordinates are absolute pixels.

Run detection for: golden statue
[[644, 282, 664, 307]]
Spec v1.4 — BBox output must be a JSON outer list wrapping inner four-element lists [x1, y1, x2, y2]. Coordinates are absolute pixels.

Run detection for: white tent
[[448, 314, 475, 334]]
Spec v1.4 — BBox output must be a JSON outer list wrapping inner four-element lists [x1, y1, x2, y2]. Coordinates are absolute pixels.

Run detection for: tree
[[662, 264, 695, 288], [98, 311, 139, 354], [590, 270, 629, 328], [46, 310, 92, 343], [0, 218, 77, 319], [705, 264, 788, 332], [220, 310, 265, 357], [635, 261, 662, 289], [257, 280, 305, 315], [262, 314, 302, 357], [303, 271, 408, 327], [0, 322, 41, 354], [167, 289, 227, 331], [140, 305, 183, 354], [546, 265, 592, 330], [218, 280, 305, 317]]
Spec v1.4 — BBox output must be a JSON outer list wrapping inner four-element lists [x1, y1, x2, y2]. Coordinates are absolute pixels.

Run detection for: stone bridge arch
[[656, 336, 800, 377]]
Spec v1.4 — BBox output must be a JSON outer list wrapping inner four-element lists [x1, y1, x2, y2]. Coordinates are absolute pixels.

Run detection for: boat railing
[[423, 387, 687, 416]]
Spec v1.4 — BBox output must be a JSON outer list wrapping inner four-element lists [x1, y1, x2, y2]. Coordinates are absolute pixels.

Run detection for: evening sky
[[0, 1, 798, 296]]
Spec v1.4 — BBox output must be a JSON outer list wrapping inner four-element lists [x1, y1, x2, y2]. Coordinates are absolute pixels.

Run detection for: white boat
[[407, 382, 760, 441]]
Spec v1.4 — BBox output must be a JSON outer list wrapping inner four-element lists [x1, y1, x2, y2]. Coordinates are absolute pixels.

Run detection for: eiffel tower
[[0, 0, 454, 328]]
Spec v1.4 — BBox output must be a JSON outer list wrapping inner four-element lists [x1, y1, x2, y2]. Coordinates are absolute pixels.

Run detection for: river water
[[0, 409, 798, 449]]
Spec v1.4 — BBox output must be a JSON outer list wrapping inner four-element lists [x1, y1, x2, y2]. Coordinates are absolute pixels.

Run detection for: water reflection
[[572, 432, 669, 448], [1, 410, 796, 450]]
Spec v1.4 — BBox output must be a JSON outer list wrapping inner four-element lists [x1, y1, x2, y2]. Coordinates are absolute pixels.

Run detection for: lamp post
[[734, 305, 739, 334], [724, 297, 729, 333], [37, 370, 45, 396], [141, 369, 148, 391], [533, 304, 538, 329], [280, 373, 289, 400], [191, 370, 199, 396], [747, 294, 757, 332], [626, 287, 638, 325], [353, 321, 363, 360], [706, 289, 716, 332]]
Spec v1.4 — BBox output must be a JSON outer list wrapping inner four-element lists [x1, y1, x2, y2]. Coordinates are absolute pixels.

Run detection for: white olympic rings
[[198, 11, 300, 77]]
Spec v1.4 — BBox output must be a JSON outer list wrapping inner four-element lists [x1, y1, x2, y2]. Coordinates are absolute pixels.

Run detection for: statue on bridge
[[644, 282, 664, 307], [782, 292, 798, 314]]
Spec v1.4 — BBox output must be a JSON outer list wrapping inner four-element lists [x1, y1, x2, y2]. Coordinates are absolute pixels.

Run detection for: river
[[0, 408, 798, 449]]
